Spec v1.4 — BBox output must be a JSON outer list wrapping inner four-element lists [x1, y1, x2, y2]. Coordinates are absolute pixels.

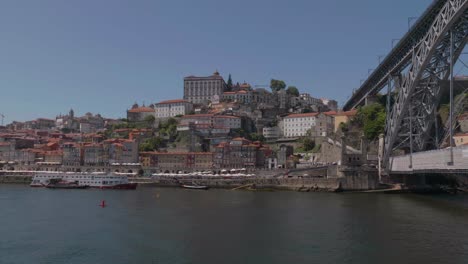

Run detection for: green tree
[[249, 133, 266, 143], [139, 136, 165, 151], [227, 74, 233, 90], [286, 86, 299, 97], [144, 115, 155, 126], [270, 79, 286, 92], [158, 117, 178, 139], [301, 137, 315, 152], [356, 103, 386, 140]]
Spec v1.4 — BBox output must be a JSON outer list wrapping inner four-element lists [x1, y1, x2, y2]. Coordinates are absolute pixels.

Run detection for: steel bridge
[[343, 0, 468, 173]]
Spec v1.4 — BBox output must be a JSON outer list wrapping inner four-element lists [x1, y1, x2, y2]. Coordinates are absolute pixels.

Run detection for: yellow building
[[325, 110, 357, 132], [453, 133, 468, 146]]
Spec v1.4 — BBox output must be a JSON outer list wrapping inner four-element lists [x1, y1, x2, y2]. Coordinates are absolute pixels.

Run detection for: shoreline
[[3, 175, 465, 194]]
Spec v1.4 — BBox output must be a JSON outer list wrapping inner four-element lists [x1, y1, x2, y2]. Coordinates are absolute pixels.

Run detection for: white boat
[[180, 184, 209, 190], [30, 171, 137, 189]]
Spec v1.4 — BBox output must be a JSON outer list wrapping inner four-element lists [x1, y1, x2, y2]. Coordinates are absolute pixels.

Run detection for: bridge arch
[[383, 0, 468, 168]]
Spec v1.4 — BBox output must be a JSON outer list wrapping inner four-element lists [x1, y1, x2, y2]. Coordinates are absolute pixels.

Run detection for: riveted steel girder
[[383, 0, 468, 168]]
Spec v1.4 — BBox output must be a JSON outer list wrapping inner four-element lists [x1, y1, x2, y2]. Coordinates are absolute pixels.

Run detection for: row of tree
[[270, 79, 299, 96], [226, 73, 300, 97]]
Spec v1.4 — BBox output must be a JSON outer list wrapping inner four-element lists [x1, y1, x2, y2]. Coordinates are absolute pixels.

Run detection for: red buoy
[[100, 200, 106, 207]]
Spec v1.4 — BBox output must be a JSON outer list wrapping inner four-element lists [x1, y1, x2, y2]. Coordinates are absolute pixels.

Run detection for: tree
[[301, 137, 315, 152], [270, 79, 286, 92], [144, 115, 155, 126], [356, 103, 386, 140], [227, 74, 233, 90], [286, 86, 299, 97], [249, 133, 266, 143], [139, 136, 165, 151], [158, 117, 178, 139]]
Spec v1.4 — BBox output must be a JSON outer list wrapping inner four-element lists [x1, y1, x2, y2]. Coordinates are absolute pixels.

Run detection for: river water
[[0, 185, 467, 264]]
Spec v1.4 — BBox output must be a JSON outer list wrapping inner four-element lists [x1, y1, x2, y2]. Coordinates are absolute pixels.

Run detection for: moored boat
[[180, 184, 210, 190], [30, 171, 137, 190], [45, 179, 89, 189]]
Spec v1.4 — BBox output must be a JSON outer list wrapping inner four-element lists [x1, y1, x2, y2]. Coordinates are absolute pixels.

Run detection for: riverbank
[[3, 174, 465, 194], [0, 175, 343, 192], [0, 175, 32, 184], [136, 176, 366, 192]]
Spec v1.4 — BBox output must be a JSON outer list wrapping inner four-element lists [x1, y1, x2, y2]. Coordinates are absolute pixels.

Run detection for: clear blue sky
[[0, 0, 440, 123]]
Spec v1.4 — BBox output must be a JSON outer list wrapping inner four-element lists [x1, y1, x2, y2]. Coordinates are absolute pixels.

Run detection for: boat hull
[[46, 185, 90, 189], [99, 183, 138, 190], [181, 185, 209, 190]]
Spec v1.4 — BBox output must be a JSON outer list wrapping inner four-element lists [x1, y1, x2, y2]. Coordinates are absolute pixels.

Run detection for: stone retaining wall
[[0, 176, 33, 184], [152, 176, 341, 191]]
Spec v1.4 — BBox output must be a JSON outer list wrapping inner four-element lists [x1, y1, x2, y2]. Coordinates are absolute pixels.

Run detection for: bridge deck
[[390, 145, 468, 174], [343, 0, 446, 110]]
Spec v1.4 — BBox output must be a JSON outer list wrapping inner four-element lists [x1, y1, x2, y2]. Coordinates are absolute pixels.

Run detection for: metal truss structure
[[344, 0, 468, 169], [383, 0, 468, 168]]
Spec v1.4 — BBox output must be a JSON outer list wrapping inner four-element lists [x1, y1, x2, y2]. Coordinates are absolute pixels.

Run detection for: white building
[[300, 93, 323, 106], [262, 127, 280, 139], [155, 99, 193, 119], [282, 113, 318, 138]]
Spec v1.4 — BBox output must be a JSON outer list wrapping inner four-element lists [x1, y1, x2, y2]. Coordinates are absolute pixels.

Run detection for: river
[[1, 185, 467, 264]]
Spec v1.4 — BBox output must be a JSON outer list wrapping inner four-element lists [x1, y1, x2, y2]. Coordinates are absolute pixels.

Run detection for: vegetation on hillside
[[139, 136, 165, 151], [286, 86, 299, 96], [296, 137, 316, 152], [352, 103, 386, 140], [270, 79, 286, 92], [158, 118, 178, 139]]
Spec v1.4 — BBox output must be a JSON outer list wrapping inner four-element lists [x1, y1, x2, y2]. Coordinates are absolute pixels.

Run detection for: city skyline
[[0, 0, 441, 123]]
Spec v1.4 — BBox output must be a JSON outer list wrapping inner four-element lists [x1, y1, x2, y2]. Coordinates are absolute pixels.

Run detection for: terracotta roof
[[223, 90, 249, 95], [156, 99, 189, 105], [128, 107, 154, 113], [341, 110, 358, 117], [182, 114, 214, 118], [140, 151, 213, 155], [214, 115, 240, 119], [454, 133, 468, 137], [285, 113, 319, 118]]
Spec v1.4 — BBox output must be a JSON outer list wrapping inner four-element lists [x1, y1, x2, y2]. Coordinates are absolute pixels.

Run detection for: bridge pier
[[402, 173, 426, 186]]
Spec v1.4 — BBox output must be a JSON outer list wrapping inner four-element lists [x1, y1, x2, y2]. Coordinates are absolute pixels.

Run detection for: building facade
[[140, 152, 213, 172], [127, 104, 155, 122], [262, 126, 280, 139], [454, 133, 468, 146], [213, 138, 271, 169], [155, 99, 193, 120], [282, 113, 318, 138], [183, 71, 227, 104]]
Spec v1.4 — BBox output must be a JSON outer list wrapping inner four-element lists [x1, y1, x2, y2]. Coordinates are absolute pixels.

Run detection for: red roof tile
[[128, 107, 154, 113], [285, 113, 318, 118]]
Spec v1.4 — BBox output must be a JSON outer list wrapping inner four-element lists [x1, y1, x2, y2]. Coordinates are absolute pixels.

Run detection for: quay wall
[[152, 176, 343, 191], [0, 168, 379, 192], [0, 175, 33, 184]]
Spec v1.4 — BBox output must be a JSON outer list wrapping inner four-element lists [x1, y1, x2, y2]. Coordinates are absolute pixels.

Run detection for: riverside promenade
[[0, 164, 380, 192]]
